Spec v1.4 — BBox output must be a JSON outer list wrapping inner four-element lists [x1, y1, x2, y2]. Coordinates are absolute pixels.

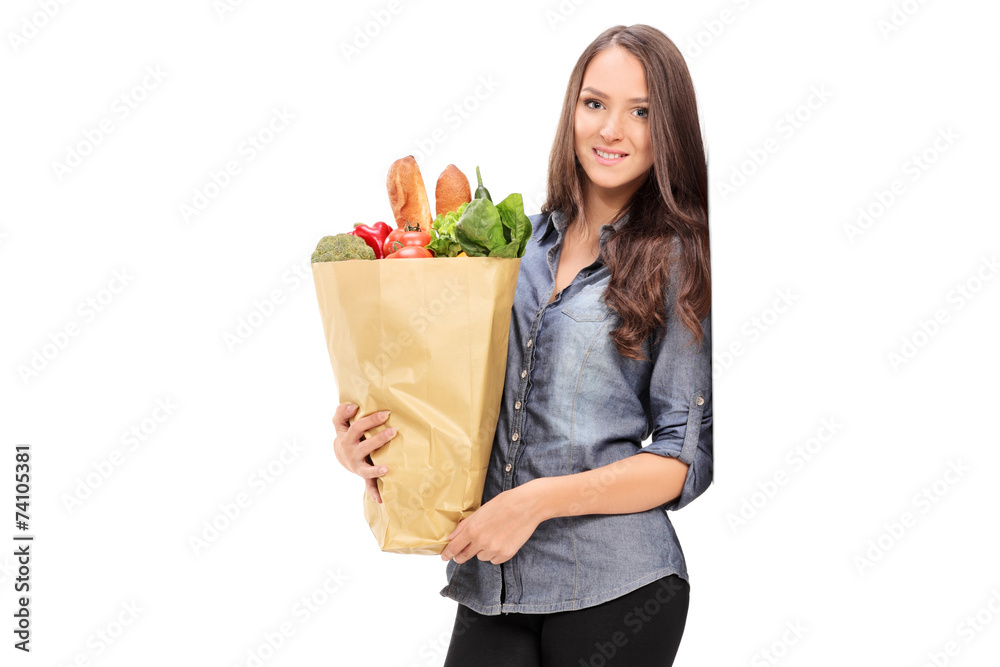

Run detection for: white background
[[2, 1, 999, 665]]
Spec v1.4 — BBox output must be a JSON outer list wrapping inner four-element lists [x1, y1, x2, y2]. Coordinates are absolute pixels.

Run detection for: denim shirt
[[439, 208, 713, 616]]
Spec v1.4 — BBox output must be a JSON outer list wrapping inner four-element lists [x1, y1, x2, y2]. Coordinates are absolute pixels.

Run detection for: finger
[[359, 426, 397, 458], [332, 403, 360, 435], [358, 461, 388, 480], [453, 543, 480, 565], [365, 478, 382, 504], [441, 531, 468, 561], [347, 410, 392, 443]]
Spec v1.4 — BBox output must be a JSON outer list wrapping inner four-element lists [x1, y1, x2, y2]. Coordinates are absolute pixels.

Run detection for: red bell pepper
[[348, 221, 393, 259]]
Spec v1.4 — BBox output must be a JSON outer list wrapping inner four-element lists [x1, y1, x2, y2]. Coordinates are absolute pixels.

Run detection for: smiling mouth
[[594, 148, 627, 159]]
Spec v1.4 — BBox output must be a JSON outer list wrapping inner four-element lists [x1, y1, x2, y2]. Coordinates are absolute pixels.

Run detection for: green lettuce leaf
[[455, 198, 507, 256], [496, 192, 532, 257], [429, 188, 534, 258], [427, 202, 468, 257]]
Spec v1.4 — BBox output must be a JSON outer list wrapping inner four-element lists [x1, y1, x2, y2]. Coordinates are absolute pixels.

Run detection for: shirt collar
[[542, 208, 630, 251]]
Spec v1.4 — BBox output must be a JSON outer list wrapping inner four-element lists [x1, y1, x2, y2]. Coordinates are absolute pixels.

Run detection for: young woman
[[333, 23, 711, 666]]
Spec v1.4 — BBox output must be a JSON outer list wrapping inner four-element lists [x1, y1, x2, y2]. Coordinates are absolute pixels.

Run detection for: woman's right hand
[[332, 403, 396, 504]]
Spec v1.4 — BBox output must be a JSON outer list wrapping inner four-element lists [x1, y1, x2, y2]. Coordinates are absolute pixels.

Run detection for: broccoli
[[311, 234, 376, 262]]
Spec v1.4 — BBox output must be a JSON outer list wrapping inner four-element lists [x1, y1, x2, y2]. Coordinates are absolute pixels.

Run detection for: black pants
[[443, 574, 689, 667]]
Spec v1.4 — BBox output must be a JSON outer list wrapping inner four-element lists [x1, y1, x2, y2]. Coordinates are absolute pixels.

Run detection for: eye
[[584, 99, 604, 110], [634, 107, 649, 118]]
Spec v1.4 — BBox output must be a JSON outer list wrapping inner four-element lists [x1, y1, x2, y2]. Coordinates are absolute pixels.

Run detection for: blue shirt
[[439, 208, 713, 615]]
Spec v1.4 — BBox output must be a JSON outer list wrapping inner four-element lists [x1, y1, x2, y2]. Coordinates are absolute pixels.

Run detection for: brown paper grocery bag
[[312, 257, 520, 555]]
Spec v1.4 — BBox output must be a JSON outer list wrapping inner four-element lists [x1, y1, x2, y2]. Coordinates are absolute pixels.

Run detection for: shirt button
[[696, 396, 705, 406], [512, 432, 519, 442], [505, 463, 512, 472], [521, 370, 527, 378], [515, 401, 522, 410]]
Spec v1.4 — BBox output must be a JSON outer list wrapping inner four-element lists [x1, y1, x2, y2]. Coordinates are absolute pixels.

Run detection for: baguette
[[386, 155, 433, 230], [435, 164, 472, 218]]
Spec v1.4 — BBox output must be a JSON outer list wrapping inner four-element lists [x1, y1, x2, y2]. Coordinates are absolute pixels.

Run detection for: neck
[[579, 179, 634, 237]]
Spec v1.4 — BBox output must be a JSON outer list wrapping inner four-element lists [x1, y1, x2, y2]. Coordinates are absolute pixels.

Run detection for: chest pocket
[[561, 285, 612, 322]]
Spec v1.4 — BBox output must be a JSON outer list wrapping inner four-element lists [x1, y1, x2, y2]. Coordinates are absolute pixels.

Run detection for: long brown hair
[[542, 24, 710, 361]]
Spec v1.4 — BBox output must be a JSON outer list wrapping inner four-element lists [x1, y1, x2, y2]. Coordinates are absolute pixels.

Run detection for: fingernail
[[379, 466, 387, 474], [379, 410, 391, 420], [386, 428, 397, 438], [347, 404, 358, 413]]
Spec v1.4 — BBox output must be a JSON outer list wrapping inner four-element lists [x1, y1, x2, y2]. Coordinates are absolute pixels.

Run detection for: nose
[[600, 115, 623, 142]]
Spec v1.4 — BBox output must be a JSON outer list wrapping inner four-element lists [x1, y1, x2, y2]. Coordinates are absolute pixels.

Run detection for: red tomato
[[386, 246, 434, 259], [383, 223, 432, 257]]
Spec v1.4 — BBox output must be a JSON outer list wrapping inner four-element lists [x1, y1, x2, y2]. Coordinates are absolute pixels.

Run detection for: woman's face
[[574, 46, 655, 200]]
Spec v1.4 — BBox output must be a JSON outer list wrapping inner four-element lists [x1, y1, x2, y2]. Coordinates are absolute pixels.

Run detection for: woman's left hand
[[440, 483, 547, 565]]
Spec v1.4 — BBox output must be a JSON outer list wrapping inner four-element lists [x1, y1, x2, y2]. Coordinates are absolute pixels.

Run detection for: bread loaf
[[435, 164, 472, 218], [386, 155, 433, 230]]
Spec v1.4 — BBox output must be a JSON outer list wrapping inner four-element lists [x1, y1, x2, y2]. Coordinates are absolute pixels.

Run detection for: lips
[[594, 147, 627, 159], [592, 147, 628, 165]]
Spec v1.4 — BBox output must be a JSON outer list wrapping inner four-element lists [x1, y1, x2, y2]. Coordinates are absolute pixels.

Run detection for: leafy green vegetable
[[426, 178, 533, 258], [453, 195, 532, 258], [427, 202, 468, 257], [496, 193, 532, 257], [455, 198, 507, 257]]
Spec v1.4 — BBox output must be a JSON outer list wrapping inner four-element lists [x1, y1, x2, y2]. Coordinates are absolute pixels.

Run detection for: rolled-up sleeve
[[634, 268, 713, 512]]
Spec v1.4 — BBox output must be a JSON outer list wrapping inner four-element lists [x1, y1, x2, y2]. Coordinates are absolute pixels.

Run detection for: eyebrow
[[580, 86, 648, 104]]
